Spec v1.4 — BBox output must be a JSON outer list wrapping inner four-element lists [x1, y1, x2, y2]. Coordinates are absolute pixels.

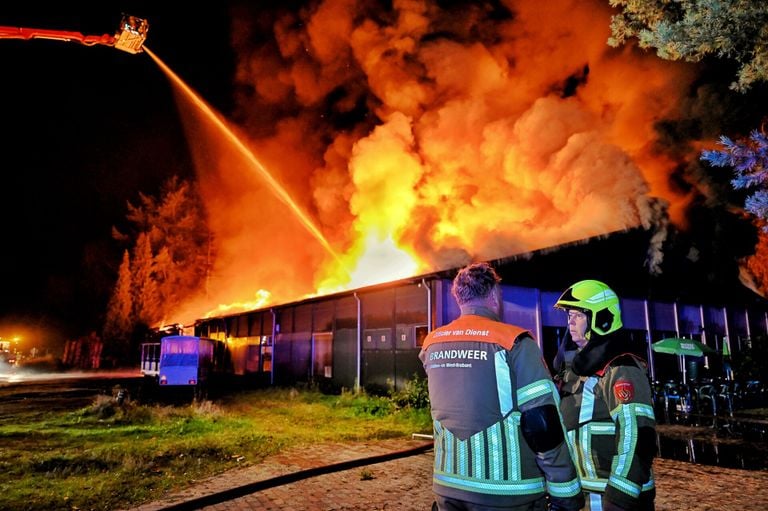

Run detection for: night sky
[[0, 3, 236, 345], [1, 1, 766, 351]]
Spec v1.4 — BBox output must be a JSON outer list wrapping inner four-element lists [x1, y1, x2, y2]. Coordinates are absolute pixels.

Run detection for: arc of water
[[144, 46, 342, 265]]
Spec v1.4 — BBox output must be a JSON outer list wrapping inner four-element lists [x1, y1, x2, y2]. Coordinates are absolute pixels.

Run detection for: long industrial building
[[193, 229, 768, 392]]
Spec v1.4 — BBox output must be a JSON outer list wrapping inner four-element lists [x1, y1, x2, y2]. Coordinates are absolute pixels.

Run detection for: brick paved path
[[124, 438, 768, 511], [124, 439, 436, 511]]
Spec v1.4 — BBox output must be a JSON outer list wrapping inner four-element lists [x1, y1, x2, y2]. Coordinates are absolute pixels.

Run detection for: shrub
[[390, 375, 430, 409], [88, 394, 117, 419]]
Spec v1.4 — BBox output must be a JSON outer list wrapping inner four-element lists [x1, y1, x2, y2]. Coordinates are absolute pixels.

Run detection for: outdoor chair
[[716, 381, 737, 417], [651, 381, 669, 423], [695, 384, 717, 426], [664, 381, 692, 424]]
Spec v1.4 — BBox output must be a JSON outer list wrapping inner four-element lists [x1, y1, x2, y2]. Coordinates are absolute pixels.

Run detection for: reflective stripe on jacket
[[558, 356, 656, 507], [420, 312, 580, 507]]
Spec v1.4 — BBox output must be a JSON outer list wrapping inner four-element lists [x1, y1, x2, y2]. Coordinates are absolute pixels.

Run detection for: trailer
[[141, 335, 228, 399], [140, 342, 160, 377]]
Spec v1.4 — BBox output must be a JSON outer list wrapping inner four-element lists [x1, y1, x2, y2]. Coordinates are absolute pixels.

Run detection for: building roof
[[198, 225, 767, 326]]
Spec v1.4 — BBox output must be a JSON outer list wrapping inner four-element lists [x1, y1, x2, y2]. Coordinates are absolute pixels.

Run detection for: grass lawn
[[0, 387, 432, 511]]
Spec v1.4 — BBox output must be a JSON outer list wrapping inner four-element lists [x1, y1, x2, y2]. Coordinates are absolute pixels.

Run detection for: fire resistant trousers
[[434, 495, 548, 511]]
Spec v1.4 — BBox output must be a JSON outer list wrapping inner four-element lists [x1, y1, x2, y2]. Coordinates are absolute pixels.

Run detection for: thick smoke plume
[[172, 0, 698, 321]]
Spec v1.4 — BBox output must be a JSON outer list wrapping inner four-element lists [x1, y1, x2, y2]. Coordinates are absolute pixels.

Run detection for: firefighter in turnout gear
[[420, 262, 583, 511], [552, 280, 656, 511]]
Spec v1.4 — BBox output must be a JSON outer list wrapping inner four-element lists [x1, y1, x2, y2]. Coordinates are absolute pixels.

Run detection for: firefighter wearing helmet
[[552, 280, 656, 511]]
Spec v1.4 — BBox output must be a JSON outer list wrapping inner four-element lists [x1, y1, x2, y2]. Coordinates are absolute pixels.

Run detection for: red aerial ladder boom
[[0, 14, 148, 54]]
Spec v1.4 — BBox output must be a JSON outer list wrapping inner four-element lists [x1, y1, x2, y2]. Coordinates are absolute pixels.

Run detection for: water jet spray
[[144, 47, 344, 267]]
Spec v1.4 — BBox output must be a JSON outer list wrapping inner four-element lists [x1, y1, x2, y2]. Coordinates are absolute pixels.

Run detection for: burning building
[[163, 0, 708, 321], [191, 227, 768, 392], [146, 1, 768, 389]]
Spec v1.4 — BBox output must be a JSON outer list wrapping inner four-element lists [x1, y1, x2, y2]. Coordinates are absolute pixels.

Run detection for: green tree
[[701, 129, 768, 293], [103, 249, 134, 359], [146, 178, 212, 312], [701, 129, 768, 223], [132, 232, 160, 325], [609, 2, 768, 295], [608, 0, 768, 91], [107, 176, 212, 352]]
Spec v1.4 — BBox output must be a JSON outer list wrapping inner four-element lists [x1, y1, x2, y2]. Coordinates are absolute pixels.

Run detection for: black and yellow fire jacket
[[419, 306, 582, 509], [554, 332, 656, 510]]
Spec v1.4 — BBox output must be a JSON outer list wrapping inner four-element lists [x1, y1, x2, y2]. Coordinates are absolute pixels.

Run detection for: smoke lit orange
[[155, 0, 699, 324]]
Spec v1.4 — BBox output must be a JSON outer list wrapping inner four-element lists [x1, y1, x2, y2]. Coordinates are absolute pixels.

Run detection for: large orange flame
[[163, 0, 699, 324]]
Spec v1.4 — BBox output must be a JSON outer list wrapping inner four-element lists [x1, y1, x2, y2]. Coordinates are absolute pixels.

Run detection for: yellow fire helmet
[[555, 279, 623, 336]]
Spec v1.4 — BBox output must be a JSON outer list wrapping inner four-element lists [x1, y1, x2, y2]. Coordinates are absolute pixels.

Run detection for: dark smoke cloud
[[169, 0, 766, 320]]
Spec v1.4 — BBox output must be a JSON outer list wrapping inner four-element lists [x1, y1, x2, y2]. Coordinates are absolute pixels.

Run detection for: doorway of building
[[312, 332, 333, 378]]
